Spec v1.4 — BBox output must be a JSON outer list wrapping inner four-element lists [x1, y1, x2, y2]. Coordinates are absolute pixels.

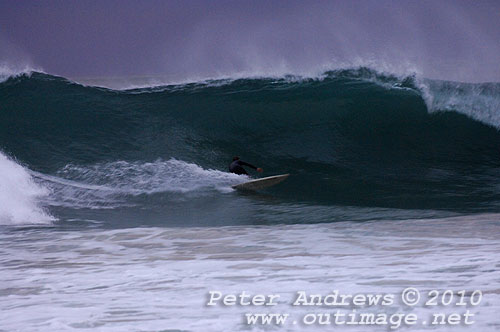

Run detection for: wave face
[[1, 69, 500, 225]]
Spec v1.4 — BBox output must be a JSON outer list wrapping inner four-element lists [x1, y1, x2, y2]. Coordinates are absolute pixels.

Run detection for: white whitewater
[[1, 214, 498, 331]]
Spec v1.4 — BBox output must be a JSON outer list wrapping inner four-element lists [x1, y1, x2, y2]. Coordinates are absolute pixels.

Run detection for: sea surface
[[1, 68, 499, 331]]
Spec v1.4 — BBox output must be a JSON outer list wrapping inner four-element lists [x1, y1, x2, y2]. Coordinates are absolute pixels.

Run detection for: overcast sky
[[1, 0, 499, 83]]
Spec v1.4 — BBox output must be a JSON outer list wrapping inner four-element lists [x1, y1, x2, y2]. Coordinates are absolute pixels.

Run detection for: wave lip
[[0, 152, 54, 225], [3, 66, 499, 129], [424, 80, 500, 128], [0, 63, 43, 83]]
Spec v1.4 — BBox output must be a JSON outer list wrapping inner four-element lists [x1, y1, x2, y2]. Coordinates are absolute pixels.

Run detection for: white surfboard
[[232, 174, 289, 191]]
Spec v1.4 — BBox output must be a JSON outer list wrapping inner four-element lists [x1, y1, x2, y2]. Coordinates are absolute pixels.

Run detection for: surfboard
[[232, 174, 289, 191]]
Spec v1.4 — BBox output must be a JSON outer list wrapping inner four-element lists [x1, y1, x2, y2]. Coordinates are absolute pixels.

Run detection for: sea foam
[[0, 151, 53, 225], [36, 159, 244, 210]]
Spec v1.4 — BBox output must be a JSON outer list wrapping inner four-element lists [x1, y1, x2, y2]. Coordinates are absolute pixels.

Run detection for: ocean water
[[1, 68, 499, 331]]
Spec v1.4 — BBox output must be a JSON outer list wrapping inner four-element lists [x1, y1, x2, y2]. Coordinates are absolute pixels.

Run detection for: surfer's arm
[[240, 161, 257, 169], [240, 161, 263, 173]]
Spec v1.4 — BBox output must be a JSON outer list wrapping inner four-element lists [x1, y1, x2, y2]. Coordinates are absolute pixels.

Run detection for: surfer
[[229, 156, 263, 175]]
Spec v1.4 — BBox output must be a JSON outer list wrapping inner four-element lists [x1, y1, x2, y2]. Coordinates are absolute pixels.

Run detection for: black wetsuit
[[229, 160, 257, 175]]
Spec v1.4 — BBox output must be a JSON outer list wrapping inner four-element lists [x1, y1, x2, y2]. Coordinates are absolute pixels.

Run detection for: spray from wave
[[0, 63, 42, 83], [0, 151, 53, 225], [35, 159, 244, 210]]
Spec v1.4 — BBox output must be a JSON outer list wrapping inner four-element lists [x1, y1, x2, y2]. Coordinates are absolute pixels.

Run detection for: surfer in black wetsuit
[[229, 156, 263, 175]]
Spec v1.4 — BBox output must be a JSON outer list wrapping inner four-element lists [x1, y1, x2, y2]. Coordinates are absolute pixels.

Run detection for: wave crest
[[0, 63, 43, 83]]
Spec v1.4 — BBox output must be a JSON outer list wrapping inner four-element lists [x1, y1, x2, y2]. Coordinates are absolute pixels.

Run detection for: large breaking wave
[[1, 67, 500, 225]]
